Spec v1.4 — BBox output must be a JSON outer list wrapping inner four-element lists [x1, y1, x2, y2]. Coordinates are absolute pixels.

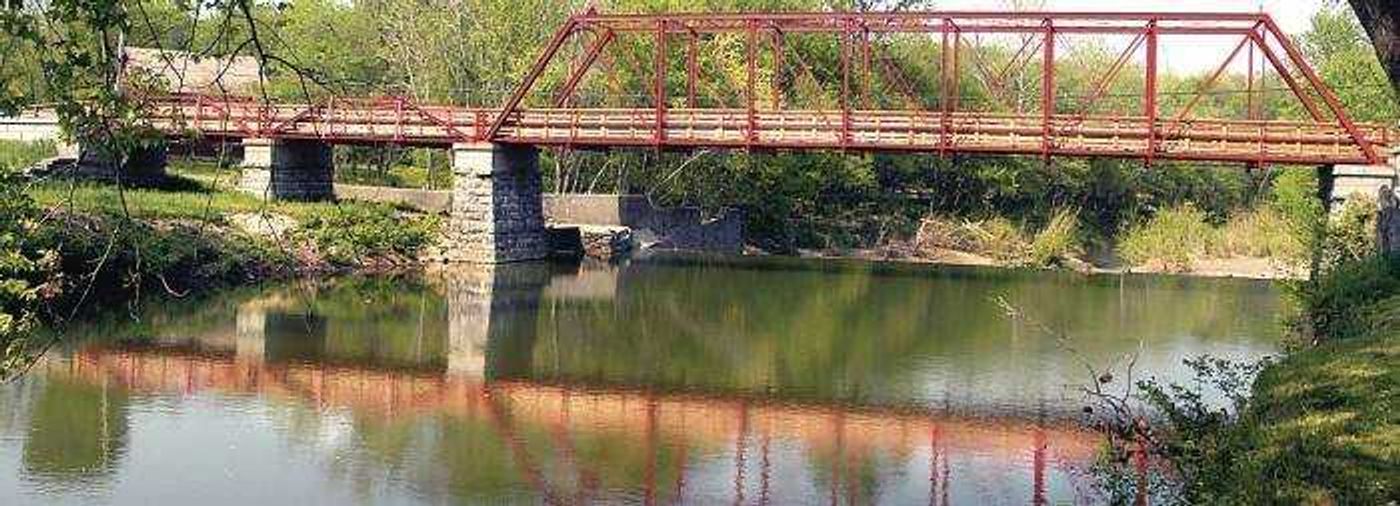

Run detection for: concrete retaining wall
[[543, 194, 743, 253], [335, 184, 452, 212], [0, 112, 62, 143]]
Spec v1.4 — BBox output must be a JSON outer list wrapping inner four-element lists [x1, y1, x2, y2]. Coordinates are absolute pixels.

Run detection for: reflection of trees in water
[[7, 259, 1276, 503], [526, 259, 1281, 412], [21, 377, 128, 488]]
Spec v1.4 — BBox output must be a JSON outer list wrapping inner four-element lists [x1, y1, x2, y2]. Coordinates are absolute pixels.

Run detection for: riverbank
[[0, 163, 439, 375], [798, 202, 1317, 281], [809, 246, 1306, 280], [1224, 255, 1398, 503], [1134, 255, 1399, 504]]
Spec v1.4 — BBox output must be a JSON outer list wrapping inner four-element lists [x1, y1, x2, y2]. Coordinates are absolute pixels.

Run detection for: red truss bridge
[[145, 10, 1395, 166]]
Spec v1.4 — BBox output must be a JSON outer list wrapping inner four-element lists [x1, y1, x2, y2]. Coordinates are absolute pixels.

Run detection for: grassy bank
[[1226, 256, 1399, 503], [1234, 335, 1397, 503], [1121, 256, 1399, 504], [0, 159, 440, 375]]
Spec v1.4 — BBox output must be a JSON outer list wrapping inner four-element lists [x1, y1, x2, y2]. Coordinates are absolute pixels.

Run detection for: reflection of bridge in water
[[40, 348, 1098, 505], [32, 264, 1116, 504]]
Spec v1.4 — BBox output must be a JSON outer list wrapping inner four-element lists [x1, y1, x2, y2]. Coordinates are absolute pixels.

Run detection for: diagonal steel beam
[[554, 28, 616, 107]]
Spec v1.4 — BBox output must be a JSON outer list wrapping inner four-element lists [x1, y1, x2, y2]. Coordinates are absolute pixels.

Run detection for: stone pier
[[440, 143, 549, 263], [68, 143, 168, 185], [239, 138, 334, 201]]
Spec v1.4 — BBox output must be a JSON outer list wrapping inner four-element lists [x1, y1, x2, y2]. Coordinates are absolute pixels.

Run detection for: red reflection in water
[[44, 345, 1103, 504]]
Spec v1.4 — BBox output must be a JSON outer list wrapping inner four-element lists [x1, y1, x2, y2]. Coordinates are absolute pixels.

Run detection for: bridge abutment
[[239, 138, 335, 201], [440, 142, 549, 264], [1329, 149, 1400, 255]]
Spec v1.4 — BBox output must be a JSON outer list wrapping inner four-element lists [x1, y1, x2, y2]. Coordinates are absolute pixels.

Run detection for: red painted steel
[[137, 10, 1394, 167]]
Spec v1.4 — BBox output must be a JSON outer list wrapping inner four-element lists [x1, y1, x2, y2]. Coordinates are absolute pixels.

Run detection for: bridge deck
[[146, 96, 1393, 165]]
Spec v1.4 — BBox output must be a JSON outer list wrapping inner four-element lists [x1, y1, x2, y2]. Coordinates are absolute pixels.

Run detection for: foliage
[[1213, 206, 1302, 260], [1029, 207, 1080, 266], [1118, 205, 1215, 272], [1297, 5, 1400, 123], [913, 208, 1080, 267], [1089, 356, 1271, 505], [1092, 254, 1400, 503], [1294, 253, 1400, 341], [1320, 196, 1380, 271], [34, 212, 293, 312], [1269, 167, 1327, 262], [334, 146, 452, 190], [1228, 334, 1399, 504], [0, 164, 58, 373], [295, 204, 441, 266]]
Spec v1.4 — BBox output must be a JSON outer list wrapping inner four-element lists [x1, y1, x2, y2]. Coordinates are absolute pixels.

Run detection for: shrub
[[912, 216, 982, 253], [296, 204, 441, 266], [1118, 205, 1214, 272], [0, 164, 59, 374], [35, 213, 292, 310], [1292, 253, 1400, 341], [1029, 208, 1080, 266], [1319, 196, 1378, 271], [970, 217, 1032, 263], [1213, 207, 1302, 260]]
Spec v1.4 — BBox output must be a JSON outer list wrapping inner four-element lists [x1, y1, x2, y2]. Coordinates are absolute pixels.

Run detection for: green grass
[[1208, 255, 1400, 503], [0, 139, 58, 169], [27, 178, 341, 224], [1118, 204, 1215, 271], [25, 164, 361, 225], [913, 208, 1081, 267], [1118, 204, 1308, 271], [1230, 334, 1399, 504], [1215, 207, 1303, 260]]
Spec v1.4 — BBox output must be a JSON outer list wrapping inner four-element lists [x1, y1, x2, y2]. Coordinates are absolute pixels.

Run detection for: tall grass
[[1213, 207, 1302, 260], [1118, 205, 1215, 272], [1030, 208, 1080, 266], [0, 139, 58, 170], [914, 208, 1080, 267], [1119, 203, 1311, 272]]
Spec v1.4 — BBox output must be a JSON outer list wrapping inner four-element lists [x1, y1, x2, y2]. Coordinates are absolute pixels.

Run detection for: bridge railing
[[140, 93, 1392, 165]]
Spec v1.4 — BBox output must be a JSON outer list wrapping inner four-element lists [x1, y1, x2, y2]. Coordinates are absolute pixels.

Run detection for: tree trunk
[[1349, 0, 1400, 96]]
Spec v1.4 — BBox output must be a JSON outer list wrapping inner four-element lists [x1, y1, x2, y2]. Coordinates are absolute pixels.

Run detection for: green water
[[0, 255, 1282, 505]]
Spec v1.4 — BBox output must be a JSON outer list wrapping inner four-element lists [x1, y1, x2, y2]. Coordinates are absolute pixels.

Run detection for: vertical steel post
[[1145, 20, 1159, 165], [861, 27, 873, 109], [940, 19, 951, 155], [1246, 35, 1257, 121], [840, 20, 853, 149], [746, 19, 758, 146], [1041, 19, 1055, 159], [771, 30, 784, 110], [655, 19, 667, 146], [952, 27, 961, 113]]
